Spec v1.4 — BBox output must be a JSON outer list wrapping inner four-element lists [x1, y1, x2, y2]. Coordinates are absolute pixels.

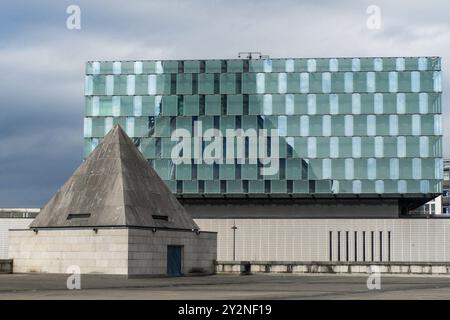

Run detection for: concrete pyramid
[[31, 125, 198, 230]]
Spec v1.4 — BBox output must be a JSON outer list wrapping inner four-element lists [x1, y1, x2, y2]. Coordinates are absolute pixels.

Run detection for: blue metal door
[[167, 245, 183, 276]]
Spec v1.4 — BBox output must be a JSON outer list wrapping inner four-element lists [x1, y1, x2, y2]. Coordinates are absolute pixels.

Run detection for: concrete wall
[[9, 229, 129, 274], [128, 229, 217, 276], [0, 218, 33, 259], [195, 218, 450, 262], [8, 228, 216, 275]]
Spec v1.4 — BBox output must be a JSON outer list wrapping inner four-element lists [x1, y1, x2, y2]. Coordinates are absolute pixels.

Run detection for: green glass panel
[[287, 116, 300, 136], [405, 137, 420, 157], [220, 116, 235, 131], [249, 60, 264, 72], [227, 180, 242, 193], [359, 58, 374, 71], [142, 61, 156, 73], [339, 58, 352, 71], [176, 164, 191, 180], [376, 115, 390, 135], [294, 59, 308, 72], [404, 58, 418, 71], [271, 59, 286, 72], [242, 73, 257, 94], [92, 76, 106, 95], [309, 73, 322, 92], [155, 117, 170, 137], [197, 164, 213, 180], [383, 137, 397, 157], [135, 117, 148, 137], [398, 72, 411, 92], [316, 137, 329, 158], [162, 61, 179, 73], [383, 58, 396, 70], [353, 73, 366, 92], [249, 95, 263, 115], [339, 138, 352, 157], [399, 159, 412, 179], [205, 60, 222, 73], [377, 159, 390, 179], [294, 138, 308, 158], [198, 73, 214, 94], [182, 181, 198, 193], [248, 180, 264, 193], [270, 95, 282, 114], [398, 115, 412, 135], [338, 94, 352, 114], [354, 159, 368, 179], [315, 59, 329, 72], [100, 62, 113, 74], [271, 181, 287, 193], [316, 180, 332, 193], [286, 73, 300, 93], [220, 164, 235, 180], [205, 95, 221, 115], [177, 74, 192, 94], [227, 60, 243, 73], [375, 72, 389, 92], [91, 118, 104, 137], [293, 180, 309, 193], [154, 159, 171, 180], [360, 94, 374, 114], [121, 62, 134, 74], [135, 75, 147, 95], [161, 138, 176, 158], [384, 94, 397, 114], [184, 60, 200, 73], [162, 96, 178, 116], [184, 95, 199, 116], [204, 180, 221, 193], [141, 138, 156, 158], [293, 94, 308, 114], [114, 75, 127, 95], [227, 95, 243, 115], [331, 159, 345, 179], [220, 73, 236, 94], [176, 117, 192, 134], [361, 137, 375, 157], [361, 180, 375, 193], [85, 97, 94, 116], [120, 96, 133, 116], [331, 73, 345, 93], [156, 74, 171, 94], [286, 159, 302, 179]]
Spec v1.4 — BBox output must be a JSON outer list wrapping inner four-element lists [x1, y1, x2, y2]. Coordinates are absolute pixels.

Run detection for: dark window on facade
[[362, 231, 366, 262], [214, 74, 220, 94], [388, 231, 391, 261], [345, 231, 349, 261], [170, 74, 177, 94], [371, 231, 374, 262], [329, 231, 333, 261], [354, 231, 358, 262], [337, 231, 341, 262], [379, 231, 383, 261]]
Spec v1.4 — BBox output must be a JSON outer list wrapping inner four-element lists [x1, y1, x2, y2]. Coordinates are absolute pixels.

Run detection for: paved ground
[[1, 273, 450, 299]]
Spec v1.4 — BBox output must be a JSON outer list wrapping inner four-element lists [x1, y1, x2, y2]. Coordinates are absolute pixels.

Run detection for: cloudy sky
[[0, 0, 448, 207]]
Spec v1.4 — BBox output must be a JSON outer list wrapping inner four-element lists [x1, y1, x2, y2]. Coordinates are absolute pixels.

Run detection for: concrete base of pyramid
[[8, 227, 217, 276]]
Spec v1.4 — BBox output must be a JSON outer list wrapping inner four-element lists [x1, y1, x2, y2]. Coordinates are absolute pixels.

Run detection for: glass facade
[[84, 57, 443, 197]]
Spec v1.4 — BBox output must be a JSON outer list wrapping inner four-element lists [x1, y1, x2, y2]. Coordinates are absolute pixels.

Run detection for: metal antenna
[[238, 52, 269, 60]]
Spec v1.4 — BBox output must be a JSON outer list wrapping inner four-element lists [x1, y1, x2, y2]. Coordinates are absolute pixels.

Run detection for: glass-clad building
[[84, 57, 443, 212]]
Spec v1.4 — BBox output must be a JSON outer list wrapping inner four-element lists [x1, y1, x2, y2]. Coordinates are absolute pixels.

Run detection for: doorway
[[167, 245, 183, 276]]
